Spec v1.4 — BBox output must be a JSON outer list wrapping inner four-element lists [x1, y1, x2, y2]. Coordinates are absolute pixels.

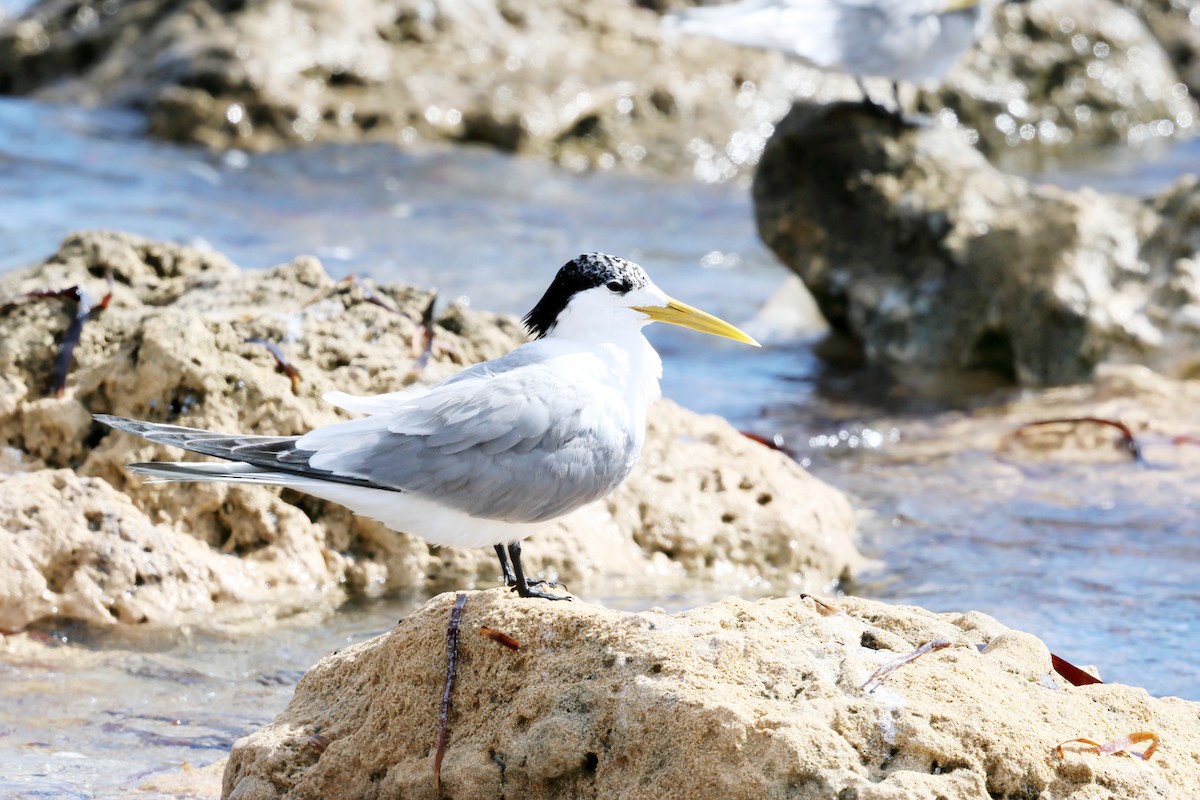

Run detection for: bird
[[96, 254, 759, 601], [663, 0, 1000, 111]]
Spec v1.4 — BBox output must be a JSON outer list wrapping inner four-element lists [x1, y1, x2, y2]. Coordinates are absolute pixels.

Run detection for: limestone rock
[[0, 230, 859, 631], [929, 0, 1198, 156], [0, 469, 337, 631], [0, 0, 839, 180], [1123, 0, 1200, 95], [753, 102, 1200, 386], [224, 590, 1200, 800], [1, 0, 1194, 176]]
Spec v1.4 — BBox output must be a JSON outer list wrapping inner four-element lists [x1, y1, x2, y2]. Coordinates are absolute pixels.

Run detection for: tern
[[97, 254, 758, 600], [664, 0, 998, 108]]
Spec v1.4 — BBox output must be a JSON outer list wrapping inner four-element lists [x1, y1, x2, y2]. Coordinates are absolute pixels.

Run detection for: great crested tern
[[664, 0, 998, 106], [97, 254, 759, 600]]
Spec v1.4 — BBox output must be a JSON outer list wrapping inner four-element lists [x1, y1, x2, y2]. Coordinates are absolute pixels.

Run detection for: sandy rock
[[0, 469, 342, 632], [927, 0, 1198, 156], [753, 102, 1200, 386], [224, 590, 1200, 799], [0, 230, 859, 631]]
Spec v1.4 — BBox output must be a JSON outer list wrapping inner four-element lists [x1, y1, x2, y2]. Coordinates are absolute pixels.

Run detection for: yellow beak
[[633, 298, 760, 346]]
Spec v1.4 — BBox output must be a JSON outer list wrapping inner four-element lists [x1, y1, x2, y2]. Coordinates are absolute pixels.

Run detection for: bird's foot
[[857, 94, 898, 119], [510, 579, 572, 601]]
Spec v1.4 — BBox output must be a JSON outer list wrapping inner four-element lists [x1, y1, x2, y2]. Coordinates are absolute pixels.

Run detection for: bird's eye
[[606, 280, 626, 293]]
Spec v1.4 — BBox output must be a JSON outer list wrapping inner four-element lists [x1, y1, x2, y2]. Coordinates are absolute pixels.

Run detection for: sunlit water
[[2, 95, 1198, 796]]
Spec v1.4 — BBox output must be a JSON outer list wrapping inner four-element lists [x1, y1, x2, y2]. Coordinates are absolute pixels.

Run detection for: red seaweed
[[1050, 653, 1103, 687], [434, 592, 469, 795], [740, 431, 793, 456]]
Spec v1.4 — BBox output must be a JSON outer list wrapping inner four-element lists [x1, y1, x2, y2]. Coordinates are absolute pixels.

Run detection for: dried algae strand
[[0, 271, 114, 397], [799, 593, 841, 617], [479, 626, 521, 650], [405, 292, 439, 382], [862, 639, 952, 692], [303, 273, 408, 316], [243, 337, 302, 394], [434, 592, 469, 795], [1004, 417, 1143, 463], [1057, 731, 1159, 761]]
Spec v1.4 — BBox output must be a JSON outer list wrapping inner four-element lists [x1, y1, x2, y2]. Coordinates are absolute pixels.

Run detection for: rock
[[2, 0, 1194, 177], [0, 469, 337, 631], [0, 230, 859, 631], [0, 0, 852, 181], [927, 0, 1197, 156], [753, 102, 1200, 385], [1123, 0, 1200, 96], [224, 590, 1200, 799]]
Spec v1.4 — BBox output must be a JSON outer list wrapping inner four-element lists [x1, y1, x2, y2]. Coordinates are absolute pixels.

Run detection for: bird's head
[[523, 253, 759, 346]]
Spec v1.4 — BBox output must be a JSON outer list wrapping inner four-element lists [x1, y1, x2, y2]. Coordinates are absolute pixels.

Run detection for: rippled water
[[2, 95, 1198, 797]]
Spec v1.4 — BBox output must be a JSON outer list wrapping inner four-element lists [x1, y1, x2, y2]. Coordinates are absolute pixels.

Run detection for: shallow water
[[2, 95, 1199, 796]]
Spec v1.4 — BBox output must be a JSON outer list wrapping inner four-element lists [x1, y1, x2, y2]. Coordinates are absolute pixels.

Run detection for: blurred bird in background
[[663, 0, 1005, 112]]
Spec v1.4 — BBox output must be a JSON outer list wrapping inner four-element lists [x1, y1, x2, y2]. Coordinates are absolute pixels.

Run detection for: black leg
[[507, 542, 570, 601], [854, 75, 901, 119], [494, 544, 516, 587]]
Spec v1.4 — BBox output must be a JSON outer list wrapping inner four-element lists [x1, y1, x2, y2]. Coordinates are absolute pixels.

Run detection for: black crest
[[523, 253, 646, 339]]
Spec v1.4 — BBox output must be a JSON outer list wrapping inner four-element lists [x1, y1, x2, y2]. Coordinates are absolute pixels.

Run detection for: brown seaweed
[[434, 592, 469, 795], [479, 626, 521, 650], [0, 271, 114, 397]]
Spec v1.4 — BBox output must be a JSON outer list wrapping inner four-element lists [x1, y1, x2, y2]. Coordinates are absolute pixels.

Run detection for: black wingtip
[[93, 414, 145, 436]]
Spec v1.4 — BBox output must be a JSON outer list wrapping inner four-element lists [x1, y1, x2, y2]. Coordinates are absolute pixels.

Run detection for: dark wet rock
[[927, 0, 1198, 157], [753, 102, 1200, 386]]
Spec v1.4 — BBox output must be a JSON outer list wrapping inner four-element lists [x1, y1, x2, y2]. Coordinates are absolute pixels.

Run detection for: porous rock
[[753, 102, 1200, 386], [0, 0, 840, 181], [1122, 0, 1200, 96], [0, 230, 859, 631], [928, 0, 1198, 156], [2, 0, 1191, 178], [223, 590, 1200, 800]]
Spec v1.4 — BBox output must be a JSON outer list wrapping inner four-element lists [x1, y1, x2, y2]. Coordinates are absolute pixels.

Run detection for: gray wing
[[299, 363, 640, 524]]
